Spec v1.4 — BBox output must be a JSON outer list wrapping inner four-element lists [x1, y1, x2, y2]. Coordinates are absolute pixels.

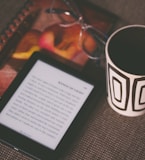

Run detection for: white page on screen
[[0, 60, 94, 150]]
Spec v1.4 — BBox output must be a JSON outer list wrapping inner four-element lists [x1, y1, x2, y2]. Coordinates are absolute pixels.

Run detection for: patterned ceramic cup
[[105, 25, 145, 117]]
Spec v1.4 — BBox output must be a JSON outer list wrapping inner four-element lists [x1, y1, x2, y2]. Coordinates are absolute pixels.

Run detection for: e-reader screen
[[0, 53, 94, 154]]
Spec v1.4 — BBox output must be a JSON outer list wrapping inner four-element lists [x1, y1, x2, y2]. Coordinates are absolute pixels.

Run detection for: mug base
[[107, 98, 145, 117]]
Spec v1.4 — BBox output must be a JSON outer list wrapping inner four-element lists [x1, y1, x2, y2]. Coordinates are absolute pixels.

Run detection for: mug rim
[[105, 24, 145, 76]]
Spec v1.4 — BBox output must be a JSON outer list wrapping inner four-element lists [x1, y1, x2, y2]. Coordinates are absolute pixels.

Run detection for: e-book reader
[[0, 52, 99, 160]]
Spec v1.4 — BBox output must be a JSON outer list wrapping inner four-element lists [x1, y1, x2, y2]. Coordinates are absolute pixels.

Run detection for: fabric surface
[[1, 0, 145, 160], [59, 95, 145, 160], [0, 0, 29, 35], [1, 95, 145, 160], [90, 0, 145, 25]]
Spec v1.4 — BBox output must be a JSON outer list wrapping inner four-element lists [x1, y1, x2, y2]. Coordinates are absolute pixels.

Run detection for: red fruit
[[39, 31, 55, 51]]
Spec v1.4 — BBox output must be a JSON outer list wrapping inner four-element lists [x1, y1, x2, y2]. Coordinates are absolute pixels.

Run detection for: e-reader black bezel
[[0, 51, 100, 160]]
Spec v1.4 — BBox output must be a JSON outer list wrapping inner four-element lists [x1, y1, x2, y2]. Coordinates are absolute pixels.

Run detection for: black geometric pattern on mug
[[132, 77, 145, 111], [108, 64, 130, 110], [112, 77, 122, 102]]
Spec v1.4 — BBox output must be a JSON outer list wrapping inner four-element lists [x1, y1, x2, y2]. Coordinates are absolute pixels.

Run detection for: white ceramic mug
[[105, 24, 145, 117]]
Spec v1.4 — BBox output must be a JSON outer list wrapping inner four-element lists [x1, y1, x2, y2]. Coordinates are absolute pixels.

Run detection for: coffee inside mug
[[108, 25, 145, 75]]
